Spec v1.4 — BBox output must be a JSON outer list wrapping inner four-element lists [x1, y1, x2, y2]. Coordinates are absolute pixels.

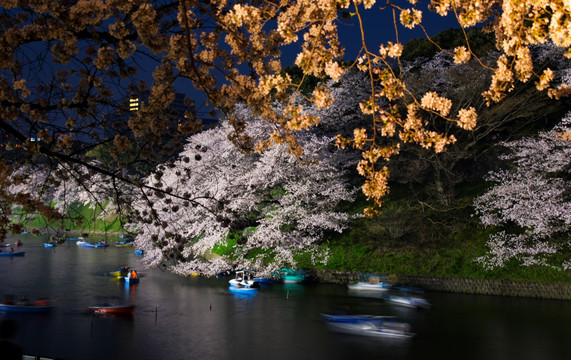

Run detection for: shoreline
[[12, 231, 571, 300], [307, 269, 571, 301]]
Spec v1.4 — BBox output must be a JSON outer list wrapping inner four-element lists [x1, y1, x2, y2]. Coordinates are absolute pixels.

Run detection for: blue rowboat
[[321, 314, 394, 325], [77, 241, 109, 248], [0, 304, 52, 312], [0, 251, 25, 257], [0, 299, 52, 313], [228, 286, 258, 298], [254, 277, 273, 285]]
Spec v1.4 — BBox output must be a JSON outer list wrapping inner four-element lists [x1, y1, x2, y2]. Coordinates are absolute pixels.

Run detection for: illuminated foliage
[[128, 116, 355, 275], [0, 0, 569, 270], [474, 112, 571, 270]]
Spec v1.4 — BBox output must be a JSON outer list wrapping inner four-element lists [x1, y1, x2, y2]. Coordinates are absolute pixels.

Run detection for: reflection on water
[[0, 234, 569, 360]]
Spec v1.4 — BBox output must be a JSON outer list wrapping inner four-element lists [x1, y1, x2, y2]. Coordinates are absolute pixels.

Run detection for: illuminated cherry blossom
[[474, 112, 571, 270]]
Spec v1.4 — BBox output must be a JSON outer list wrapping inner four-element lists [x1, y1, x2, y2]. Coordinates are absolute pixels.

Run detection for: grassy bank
[[296, 182, 571, 284], [24, 188, 570, 284], [22, 202, 124, 235]]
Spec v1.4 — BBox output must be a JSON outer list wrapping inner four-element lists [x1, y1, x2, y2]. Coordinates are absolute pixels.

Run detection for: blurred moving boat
[[278, 268, 306, 283], [321, 314, 392, 326], [386, 287, 431, 310], [322, 314, 413, 339], [77, 240, 109, 248], [347, 274, 392, 292]]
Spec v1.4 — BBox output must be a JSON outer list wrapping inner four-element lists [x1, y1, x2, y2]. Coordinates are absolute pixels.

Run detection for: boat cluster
[[227, 268, 307, 295], [49, 235, 135, 248], [321, 275, 431, 339], [347, 275, 431, 310]]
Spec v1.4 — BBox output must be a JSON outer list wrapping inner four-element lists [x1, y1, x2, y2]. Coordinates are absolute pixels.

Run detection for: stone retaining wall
[[306, 269, 571, 300]]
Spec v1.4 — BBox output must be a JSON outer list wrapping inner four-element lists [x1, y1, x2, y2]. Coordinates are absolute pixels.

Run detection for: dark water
[[0, 234, 569, 360]]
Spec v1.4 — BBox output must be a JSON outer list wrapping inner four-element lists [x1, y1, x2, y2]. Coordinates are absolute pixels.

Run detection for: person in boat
[[120, 265, 130, 275], [130, 270, 138, 279], [0, 319, 24, 360]]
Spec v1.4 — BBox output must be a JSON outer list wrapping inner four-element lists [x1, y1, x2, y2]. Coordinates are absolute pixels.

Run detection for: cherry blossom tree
[[7, 160, 137, 235], [473, 111, 571, 270], [1, 0, 570, 242], [128, 109, 356, 276]]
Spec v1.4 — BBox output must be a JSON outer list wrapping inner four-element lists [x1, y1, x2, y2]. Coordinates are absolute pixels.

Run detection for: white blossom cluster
[[8, 161, 131, 223], [474, 112, 571, 270], [129, 112, 356, 276]]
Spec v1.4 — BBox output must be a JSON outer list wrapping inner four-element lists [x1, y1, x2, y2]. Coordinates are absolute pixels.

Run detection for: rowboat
[[0, 298, 53, 312], [44, 243, 56, 248], [229, 270, 260, 289], [322, 314, 414, 339], [0, 243, 11, 247], [320, 314, 394, 326], [347, 275, 392, 292], [77, 240, 109, 248], [0, 303, 53, 312], [0, 251, 25, 257], [121, 275, 140, 284], [228, 286, 258, 298], [278, 268, 306, 283], [109, 266, 130, 278], [115, 241, 133, 247], [120, 270, 140, 284], [386, 294, 431, 309], [88, 304, 135, 315], [386, 287, 431, 309], [324, 320, 414, 339], [254, 276, 273, 285]]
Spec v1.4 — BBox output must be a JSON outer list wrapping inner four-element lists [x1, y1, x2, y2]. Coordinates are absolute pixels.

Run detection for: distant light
[[129, 98, 139, 111]]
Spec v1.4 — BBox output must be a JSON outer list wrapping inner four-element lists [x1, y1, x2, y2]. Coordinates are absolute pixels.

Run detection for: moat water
[[0, 234, 569, 360]]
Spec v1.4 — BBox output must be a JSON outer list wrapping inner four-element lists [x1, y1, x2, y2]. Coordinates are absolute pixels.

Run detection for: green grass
[[21, 202, 124, 234], [294, 180, 571, 284], [19, 179, 570, 284]]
